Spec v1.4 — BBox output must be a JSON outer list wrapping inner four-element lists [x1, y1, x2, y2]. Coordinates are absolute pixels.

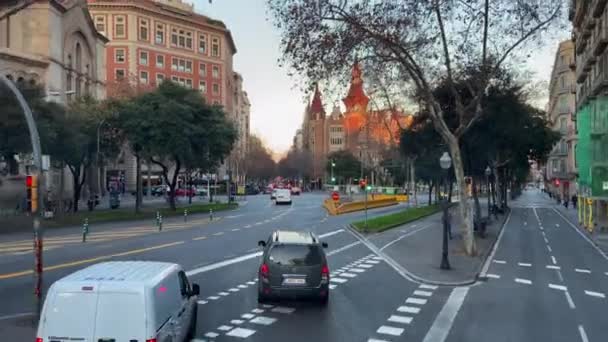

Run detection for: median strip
[[352, 205, 442, 232]]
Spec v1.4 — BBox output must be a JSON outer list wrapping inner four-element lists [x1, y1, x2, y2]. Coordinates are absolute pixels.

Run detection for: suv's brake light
[[260, 263, 270, 283], [321, 264, 329, 283], [35, 338, 43, 342]]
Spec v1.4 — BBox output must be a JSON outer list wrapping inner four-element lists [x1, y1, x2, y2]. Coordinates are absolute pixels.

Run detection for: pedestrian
[[563, 199, 569, 209], [572, 195, 578, 209]]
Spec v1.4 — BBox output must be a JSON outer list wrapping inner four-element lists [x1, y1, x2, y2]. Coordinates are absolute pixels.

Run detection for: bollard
[[184, 209, 188, 222], [159, 213, 163, 231], [156, 211, 160, 227], [209, 208, 213, 221], [82, 218, 89, 242]]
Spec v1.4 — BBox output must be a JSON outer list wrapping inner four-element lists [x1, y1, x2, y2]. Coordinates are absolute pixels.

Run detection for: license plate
[[283, 278, 306, 285]]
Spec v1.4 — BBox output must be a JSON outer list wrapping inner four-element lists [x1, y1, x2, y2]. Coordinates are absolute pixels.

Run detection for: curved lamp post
[[485, 166, 492, 219], [439, 152, 452, 270]]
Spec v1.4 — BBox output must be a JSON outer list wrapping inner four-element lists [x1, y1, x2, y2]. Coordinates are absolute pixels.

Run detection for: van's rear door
[[93, 292, 146, 341], [43, 291, 98, 342]]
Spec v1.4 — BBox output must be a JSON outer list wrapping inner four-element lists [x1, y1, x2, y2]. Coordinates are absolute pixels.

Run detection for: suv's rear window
[[269, 244, 323, 266]]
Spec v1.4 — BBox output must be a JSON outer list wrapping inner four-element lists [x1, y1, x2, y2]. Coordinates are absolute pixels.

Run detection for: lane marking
[[246, 281, 255, 285], [228, 288, 239, 292], [584, 290, 605, 298], [186, 251, 262, 276], [548, 284, 567, 291], [217, 325, 233, 331], [579, 325, 589, 342], [207, 296, 219, 300], [546, 265, 561, 270], [551, 256, 557, 264], [231, 228, 241, 231], [413, 290, 433, 297], [515, 278, 532, 285], [318, 228, 345, 238], [226, 327, 256, 338], [241, 313, 255, 319], [492, 260, 506, 264], [524, 222, 527, 226], [359, 264, 374, 268], [377, 325, 404, 336], [245, 224, 252, 228], [565, 291, 576, 309], [250, 316, 277, 325], [230, 319, 244, 325], [271, 306, 296, 314], [486, 274, 500, 279], [251, 308, 264, 313], [193, 236, 207, 241], [326, 241, 362, 256], [557, 270, 564, 282], [422, 287, 469, 342], [575, 268, 591, 274], [197, 300, 208, 305], [543, 237, 549, 244], [553, 208, 608, 261], [547, 245, 552, 252], [204, 332, 219, 338], [419, 284, 438, 290], [365, 260, 380, 264], [218, 292, 229, 296], [349, 268, 366, 273], [329, 284, 337, 289], [0, 312, 34, 321], [406, 297, 427, 305], [555, 223, 560, 228], [341, 272, 357, 278], [397, 306, 421, 314], [379, 224, 433, 251], [518, 263, 532, 267], [388, 315, 413, 324], [213, 232, 224, 236], [368, 339, 390, 342], [330, 277, 348, 283]]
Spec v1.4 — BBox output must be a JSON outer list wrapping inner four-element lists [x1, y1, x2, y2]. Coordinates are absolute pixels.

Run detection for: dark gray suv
[[257, 230, 330, 305]]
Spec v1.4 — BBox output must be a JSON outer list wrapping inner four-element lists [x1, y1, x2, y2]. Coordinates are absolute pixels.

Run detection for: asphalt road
[[1, 190, 605, 342]]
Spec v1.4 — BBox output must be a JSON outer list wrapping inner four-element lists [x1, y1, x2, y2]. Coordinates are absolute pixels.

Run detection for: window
[[139, 51, 148, 65], [268, 245, 323, 266], [171, 57, 192, 73], [560, 117, 567, 133], [178, 271, 191, 298], [156, 55, 164, 68], [186, 60, 192, 73], [198, 34, 207, 54], [212, 83, 219, 95], [95, 16, 105, 35], [115, 69, 125, 80], [213, 100, 220, 105], [179, 59, 185, 72], [211, 37, 220, 57], [114, 15, 126, 38], [185, 79, 193, 88], [171, 28, 193, 49], [172, 76, 179, 82], [155, 23, 165, 45], [139, 18, 149, 41], [558, 96, 568, 112], [115, 49, 125, 63], [560, 76, 565, 88], [212, 65, 220, 79], [140, 71, 148, 84], [199, 81, 206, 93], [199, 63, 206, 76], [157, 73, 165, 84], [560, 55, 565, 66]]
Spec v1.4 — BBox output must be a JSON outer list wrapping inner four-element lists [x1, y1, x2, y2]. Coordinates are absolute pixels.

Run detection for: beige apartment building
[[546, 39, 577, 199]]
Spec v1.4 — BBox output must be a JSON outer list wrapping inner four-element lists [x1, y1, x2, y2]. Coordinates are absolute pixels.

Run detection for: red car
[[174, 188, 195, 196]]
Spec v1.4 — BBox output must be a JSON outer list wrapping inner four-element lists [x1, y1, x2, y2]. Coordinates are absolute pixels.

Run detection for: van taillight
[[146, 339, 157, 342], [35, 338, 42, 342], [321, 264, 329, 283]]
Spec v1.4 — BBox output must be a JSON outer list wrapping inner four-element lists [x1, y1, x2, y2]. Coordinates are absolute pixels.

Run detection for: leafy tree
[[277, 148, 312, 180], [325, 150, 361, 184], [268, 0, 564, 255], [118, 81, 236, 210], [245, 135, 276, 181]]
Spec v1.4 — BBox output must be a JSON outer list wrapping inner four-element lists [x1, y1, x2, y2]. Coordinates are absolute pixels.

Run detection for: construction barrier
[[367, 194, 409, 202], [324, 197, 398, 215]]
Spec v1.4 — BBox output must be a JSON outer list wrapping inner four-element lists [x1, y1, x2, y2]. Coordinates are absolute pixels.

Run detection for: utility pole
[[1, 75, 45, 316]]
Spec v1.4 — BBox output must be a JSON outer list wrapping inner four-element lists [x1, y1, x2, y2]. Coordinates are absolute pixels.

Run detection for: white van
[[275, 188, 292, 205], [36, 261, 200, 342]]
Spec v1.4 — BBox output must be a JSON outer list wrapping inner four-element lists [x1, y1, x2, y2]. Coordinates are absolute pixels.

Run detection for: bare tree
[[268, 0, 564, 255]]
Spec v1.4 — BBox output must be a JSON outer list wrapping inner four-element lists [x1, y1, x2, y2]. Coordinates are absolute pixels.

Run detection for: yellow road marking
[[0, 241, 184, 280], [193, 236, 207, 241]]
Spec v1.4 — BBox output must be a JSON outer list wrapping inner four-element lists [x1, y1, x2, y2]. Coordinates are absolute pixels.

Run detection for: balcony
[[593, 30, 608, 56], [567, 126, 578, 141], [593, 0, 608, 17], [591, 72, 608, 95]]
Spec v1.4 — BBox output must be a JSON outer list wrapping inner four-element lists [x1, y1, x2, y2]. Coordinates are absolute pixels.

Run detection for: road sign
[[331, 191, 340, 202]]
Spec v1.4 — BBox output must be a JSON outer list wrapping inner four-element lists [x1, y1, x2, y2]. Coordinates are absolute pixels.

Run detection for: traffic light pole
[[1, 75, 45, 318]]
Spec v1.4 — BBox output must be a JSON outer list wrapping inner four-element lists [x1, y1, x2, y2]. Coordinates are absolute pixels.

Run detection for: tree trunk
[[58, 161, 65, 214], [449, 142, 476, 256], [71, 166, 86, 213], [472, 177, 482, 221], [434, 179, 440, 205], [410, 157, 417, 207], [135, 154, 142, 213], [448, 179, 453, 202], [428, 181, 433, 206]]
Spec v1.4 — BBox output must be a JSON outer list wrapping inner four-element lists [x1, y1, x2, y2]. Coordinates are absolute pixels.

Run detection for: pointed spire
[[343, 61, 369, 113], [309, 83, 325, 119]]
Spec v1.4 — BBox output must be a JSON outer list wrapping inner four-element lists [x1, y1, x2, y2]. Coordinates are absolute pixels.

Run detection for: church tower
[[342, 61, 369, 154], [307, 84, 327, 184]]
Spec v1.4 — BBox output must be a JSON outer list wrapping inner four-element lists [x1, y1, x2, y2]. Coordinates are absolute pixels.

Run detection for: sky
[[194, 0, 570, 155]]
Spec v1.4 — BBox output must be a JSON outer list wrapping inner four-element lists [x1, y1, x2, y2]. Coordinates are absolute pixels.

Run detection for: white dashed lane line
[[584, 290, 606, 298], [548, 283, 567, 291], [492, 260, 506, 264], [546, 265, 560, 270], [515, 278, 532, 285], [517, 262, 532, 267], [575, 268, 591, 274], [397, 306, 421, 314], [486, 273, 500, 279], [406, 297, 428, 305]]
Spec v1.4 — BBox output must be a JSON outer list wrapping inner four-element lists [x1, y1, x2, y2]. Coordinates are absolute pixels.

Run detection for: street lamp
[[439, 151, 452, 270], [485, 166, 492, 219]]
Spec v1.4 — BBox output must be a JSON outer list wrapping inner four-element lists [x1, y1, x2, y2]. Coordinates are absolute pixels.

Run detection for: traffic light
[[555, 179, 560, 186], [26, 175, 38, 213], [359, 179, 367, 190]]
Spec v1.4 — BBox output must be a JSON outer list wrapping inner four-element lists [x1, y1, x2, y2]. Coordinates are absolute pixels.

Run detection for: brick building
[[87, 0, 243, 191]]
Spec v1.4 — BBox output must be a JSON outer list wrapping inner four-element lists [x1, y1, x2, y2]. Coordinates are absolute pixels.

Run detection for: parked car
[[270, 189, 278, 200], [257, 230, 329, 305], [291, 186, 302, 195], [275, 189, 292, 205], [175, 187, 195, 197], [36, 261, 200, 342], [195, 186, 208, 196], [151, 185, 169, 196]]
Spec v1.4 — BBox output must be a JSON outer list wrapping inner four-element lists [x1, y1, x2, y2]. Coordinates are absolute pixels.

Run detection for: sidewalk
[[552, 202, 608, 255], [367, 202, 508, 285]]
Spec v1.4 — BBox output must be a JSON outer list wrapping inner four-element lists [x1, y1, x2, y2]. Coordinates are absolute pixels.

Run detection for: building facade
[[571, 0, 608, 230], [0, 0, 107, 203], [87, 0, 241, 190], [298, 62, 411, 186], [546, 40, 577, 199]]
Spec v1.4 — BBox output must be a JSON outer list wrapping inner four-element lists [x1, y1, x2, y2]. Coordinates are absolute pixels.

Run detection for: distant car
[[275, 189, 292, 205], [257, 230, 329, 305], [175, 188, 195, 197], [291, 186, 301, 195], [271, 189, 278, 200], [151, 185, 169, 196], [264, 187, 273, 195], [36, 261, 199, 342], [194, 186, 208, 196]]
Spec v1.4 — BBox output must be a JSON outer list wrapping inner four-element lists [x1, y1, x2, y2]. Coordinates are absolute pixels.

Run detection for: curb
[[349, 207, 511, 287]]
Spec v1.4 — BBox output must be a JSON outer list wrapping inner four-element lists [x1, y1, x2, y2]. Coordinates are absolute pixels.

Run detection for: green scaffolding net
[[577, 104, 591, 188]]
